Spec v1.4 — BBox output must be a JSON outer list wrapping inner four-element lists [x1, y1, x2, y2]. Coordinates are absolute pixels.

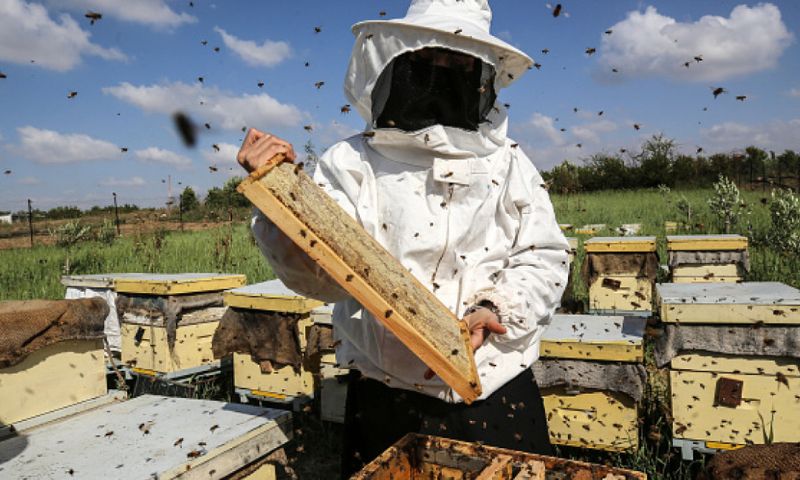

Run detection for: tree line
[[541, 134, 800, 194]]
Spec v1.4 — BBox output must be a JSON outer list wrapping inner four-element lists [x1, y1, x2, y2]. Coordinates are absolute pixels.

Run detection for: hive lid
[[60, 273, 147, 289], [657, 282, 800, 324], [113, 273, 246, 295], [584, 236, 657, 253], [666, 234, 748, 251], [223, 279, 324, 313], [540, 314, 646, 362]]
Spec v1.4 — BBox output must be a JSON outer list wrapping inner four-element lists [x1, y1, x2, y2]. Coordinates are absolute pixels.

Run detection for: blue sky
[[0, 0, 798, 212]]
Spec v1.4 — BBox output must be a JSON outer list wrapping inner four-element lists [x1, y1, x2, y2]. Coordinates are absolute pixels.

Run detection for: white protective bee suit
[[251, 0, 570, 403]]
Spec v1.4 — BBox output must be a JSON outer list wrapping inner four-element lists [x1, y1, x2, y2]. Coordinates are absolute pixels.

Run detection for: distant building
[[0, 213, 12, 225]]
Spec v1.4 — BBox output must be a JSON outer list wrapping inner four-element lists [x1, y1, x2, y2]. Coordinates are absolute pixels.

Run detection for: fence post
[[27, 198, 34, 248], [113, 192, 121, 236], [179, 194, 184, 231]]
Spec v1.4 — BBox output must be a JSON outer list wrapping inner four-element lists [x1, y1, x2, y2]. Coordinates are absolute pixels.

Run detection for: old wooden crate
[[225, 280, 325, 404], [538, 314, 645, 452], [352, 433, 646, 479], [584, 237, 657, 316], [238, 154, 479, 403], [656, 282, 800, 325], [117, 273, 244, 375], [666, 234, 748, 283], [0, 394, 292, 480], [0, 339, 106, 425]]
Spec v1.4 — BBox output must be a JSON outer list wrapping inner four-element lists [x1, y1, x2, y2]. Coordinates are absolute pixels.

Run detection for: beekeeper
[[237, 0, 570, 474]]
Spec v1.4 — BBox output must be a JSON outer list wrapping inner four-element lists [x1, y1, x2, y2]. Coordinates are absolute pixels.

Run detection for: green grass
[[0, 223, 274, 301]]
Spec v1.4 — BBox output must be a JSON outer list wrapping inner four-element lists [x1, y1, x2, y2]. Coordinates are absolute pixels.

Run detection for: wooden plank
[[670, 369, 800, 446], [0, 339, 106, 425], [584, 236, 657, 253], [0, 395, 292, 479], [114, 273, 246, 295], [237, 155, 479, 403], [666, 234, 748, 251], [223, 280, 323, 313]]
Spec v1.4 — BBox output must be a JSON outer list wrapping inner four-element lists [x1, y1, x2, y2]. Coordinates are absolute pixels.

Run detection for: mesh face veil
[[372, 47, 497, 132]]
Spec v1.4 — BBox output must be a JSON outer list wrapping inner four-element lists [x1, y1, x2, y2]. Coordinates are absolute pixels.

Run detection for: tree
[[180, 186, 200, 211], [634, 134, 675, 188]]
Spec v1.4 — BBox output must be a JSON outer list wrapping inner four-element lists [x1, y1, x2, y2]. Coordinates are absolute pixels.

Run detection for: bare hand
[[237, 128, 297, 173], [423, 307, 507, 380]]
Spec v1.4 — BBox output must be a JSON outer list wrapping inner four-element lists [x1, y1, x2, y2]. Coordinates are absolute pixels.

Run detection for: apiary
[[582, 236, 658, 315], [61, 273, 149, 352], [0, 394, 292, 480], [352, 433, 647, 479], [0, 298, 108, 425], [116, 273, 245, 376], [534, 314, 646, 452], [666, 234, 749, 283], [654, 281, 800, 460], [214, 279, 337, 407]]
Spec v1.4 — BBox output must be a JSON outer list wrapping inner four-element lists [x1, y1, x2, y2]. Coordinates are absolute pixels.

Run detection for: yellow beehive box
[[664, 221, 679, 234], [114, 272, 246, 295], [667, 235, 748, 283], [121, 308, 224, 374], [0, 339, 106, 425], [566, 237, 578, 263], [585, 236, 657, 315], [670, 353, 800, 447], [575, 224, 606, 235], [225, 280, 326, 402], [656, 282, 800, 325], [538, 314, 645, 452]]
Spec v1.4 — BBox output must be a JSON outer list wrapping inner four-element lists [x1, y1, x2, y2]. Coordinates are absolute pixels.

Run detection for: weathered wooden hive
[[0, 394, 292, 480], [534, 314, 646, 452], [0, 298, 108, 425], [61, 273, 151, 353], [213, 279, 335, 407], [654, 281, 800, 460], [582, 236, 658, 316], [352, 433, 647, 479], [115, 273, 245, 375], [666, 234, 748, 283]]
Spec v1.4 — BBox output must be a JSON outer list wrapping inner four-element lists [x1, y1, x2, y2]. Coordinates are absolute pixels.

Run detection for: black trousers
[[341, 368, 553, 478]]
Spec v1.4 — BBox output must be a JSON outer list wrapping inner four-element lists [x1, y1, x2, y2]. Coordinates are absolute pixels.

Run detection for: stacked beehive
[[116, 273, 245, 376], [534, 314, 647, 452], [0, 298, 109, 426], [582, 236, 658, 316], [655, 281, 800, 460], [214, 279, 342, 409], [666, 234, 749, 283]]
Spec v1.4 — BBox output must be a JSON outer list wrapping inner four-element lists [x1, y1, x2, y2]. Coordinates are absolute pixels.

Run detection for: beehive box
[[311, 304, 351, 423], [584, 236, 657, 315], [667, 235, 748, 283], [656, 282, 800, 458], [575, 223, 606, 235], [0, 339, 106, 425], [61, 273, 149, 352], [0, 394, 292, 480], [117, 273, 245, 375], [353, 433, 647, 479], [224, 280, 326, 403], [538, 314, 645, 452]]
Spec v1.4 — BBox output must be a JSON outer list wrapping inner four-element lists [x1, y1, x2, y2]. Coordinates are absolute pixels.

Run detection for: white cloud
[[572, 119, 618, 144], [598, 4, 793, 82], [16, 176, 41, 185], [313, 120, 361, 149], [50, 0, 196, 29], [0, 0, 126, 71], [213, 27, 291, 67], [202, 142, 240, 165], [13, 126, 122, 164], [518, 113, 565, 146], [701, 118, 800, 153], [789, 88, 800, 98], [99, 176, 146, 187], [103, 81, 304, 131], [135, 147, 192, 168]]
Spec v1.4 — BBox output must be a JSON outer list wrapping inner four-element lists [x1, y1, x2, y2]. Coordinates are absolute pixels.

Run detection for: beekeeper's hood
[[344, 0, 533, 155]]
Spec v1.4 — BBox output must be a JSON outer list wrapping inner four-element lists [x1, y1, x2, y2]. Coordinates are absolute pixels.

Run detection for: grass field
[[2, 187, 798, 479]]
